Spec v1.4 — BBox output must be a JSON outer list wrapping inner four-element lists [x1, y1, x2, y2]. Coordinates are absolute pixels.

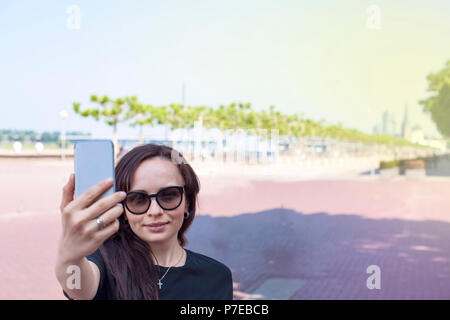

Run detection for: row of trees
[[73, 96, 431, 152], [0, 130, 90, 144]]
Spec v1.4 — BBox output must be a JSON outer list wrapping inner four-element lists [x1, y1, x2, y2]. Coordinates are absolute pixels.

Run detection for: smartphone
[[74, 140, 115, 200]]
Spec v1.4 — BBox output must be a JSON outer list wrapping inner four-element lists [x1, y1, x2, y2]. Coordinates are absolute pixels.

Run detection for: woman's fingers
[[57, 176, 124, 266], [85, 204, 124, 235], [63, 177, 114, 214], [60, 173, 75, 213], [95, 218, 121, 243], [84, 191, 126, 221]]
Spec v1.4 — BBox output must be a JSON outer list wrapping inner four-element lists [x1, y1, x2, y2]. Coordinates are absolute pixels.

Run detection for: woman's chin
[[140, 230, 171, 243]]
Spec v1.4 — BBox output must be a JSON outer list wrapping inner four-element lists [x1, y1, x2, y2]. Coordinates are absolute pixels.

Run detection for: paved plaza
[[1, 157, 450, 299]]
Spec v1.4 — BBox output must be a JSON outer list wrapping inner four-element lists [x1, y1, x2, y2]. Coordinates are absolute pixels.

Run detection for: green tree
[[124, 96, 156, 144], [213, 105, 230, 132], [168, 103, 186, 131], [163, 103, 186, 148], [151, 103, 187, 145], [183, 105, 216, 130], [419, 60, 450, 137], [151, 106, 171, 142], [73, 95, 129, 156]]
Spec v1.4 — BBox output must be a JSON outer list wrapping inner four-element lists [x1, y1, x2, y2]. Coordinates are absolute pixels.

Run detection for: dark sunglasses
[[122, 186, 185, 215]]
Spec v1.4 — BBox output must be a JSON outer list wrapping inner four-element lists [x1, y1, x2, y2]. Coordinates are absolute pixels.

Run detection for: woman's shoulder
[[186, 249, 231, 276]]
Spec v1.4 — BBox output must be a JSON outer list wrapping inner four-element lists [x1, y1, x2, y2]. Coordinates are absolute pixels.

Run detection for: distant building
[[382, 111, 388, 134], [372, 124, 381, 135], [410, 125, 424, 145], [410, 125, 447, 151], [382, 110, 397, 136], [424, 138, 447, 151], [401, 104, 411, 140]]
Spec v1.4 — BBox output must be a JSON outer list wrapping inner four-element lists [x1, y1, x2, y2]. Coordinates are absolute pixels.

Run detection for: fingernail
[[119, 191, 126, 197], [105, 177, 113, 184]]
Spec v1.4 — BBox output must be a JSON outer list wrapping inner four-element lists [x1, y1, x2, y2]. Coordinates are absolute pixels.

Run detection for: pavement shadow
[[185, 208, 450, 299]]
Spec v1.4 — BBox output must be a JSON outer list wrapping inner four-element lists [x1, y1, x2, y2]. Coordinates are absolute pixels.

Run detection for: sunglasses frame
[[122, 185, 185, 215]]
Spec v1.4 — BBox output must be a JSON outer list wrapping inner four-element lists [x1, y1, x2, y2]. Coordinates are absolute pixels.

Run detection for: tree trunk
[[139, 124, 144, 145], [165, 123, 169, 145], [112, 124, 118, 162]]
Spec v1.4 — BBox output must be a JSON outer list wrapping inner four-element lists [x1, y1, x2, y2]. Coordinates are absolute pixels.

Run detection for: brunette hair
[[99, 143, 200, 300]]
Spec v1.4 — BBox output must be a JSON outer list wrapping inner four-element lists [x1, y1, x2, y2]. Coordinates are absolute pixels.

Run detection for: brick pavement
[[1, 158, 450, 299]]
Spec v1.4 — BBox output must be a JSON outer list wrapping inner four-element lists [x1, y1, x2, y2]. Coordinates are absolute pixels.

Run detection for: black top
[[63, 248, 233, 300]]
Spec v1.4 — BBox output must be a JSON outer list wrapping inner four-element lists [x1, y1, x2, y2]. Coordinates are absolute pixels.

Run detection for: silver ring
[[96, 216, 106, 229]]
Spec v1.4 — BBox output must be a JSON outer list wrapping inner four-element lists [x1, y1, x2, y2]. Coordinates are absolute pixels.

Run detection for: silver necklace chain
[[156, 248, 185, 289]]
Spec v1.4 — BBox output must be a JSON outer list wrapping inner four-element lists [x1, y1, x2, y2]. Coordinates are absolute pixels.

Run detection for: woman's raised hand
[[56, 174, 126, 265]]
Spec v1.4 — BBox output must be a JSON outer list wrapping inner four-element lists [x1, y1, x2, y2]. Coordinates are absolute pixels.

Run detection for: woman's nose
[[146, 198, 164, 216]]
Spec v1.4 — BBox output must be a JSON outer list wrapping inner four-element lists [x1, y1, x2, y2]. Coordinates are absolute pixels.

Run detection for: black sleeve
[[224, 267, 234, 300], [62, 249, 107, 300], [210, 264, 234, 300]]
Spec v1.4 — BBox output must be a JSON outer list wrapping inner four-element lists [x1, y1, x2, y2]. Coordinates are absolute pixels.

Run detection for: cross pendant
[[158, 280, 163, 289]]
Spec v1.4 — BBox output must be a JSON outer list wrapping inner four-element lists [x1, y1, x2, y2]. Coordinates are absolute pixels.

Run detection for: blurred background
[[1, 0, 450, 300]]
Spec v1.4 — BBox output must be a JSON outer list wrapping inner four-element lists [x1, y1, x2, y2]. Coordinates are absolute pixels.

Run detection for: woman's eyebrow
[[132, 185, 178, 193]]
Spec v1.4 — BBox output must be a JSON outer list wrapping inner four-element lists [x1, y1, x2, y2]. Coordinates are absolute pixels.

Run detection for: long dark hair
[[99, 144, 200, 300]]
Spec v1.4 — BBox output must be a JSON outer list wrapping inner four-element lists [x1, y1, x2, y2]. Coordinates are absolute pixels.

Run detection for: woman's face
[[124, 157, 188, 245]]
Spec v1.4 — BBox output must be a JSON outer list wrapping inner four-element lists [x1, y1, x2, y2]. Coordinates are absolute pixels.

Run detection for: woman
[[55, 144, 233, 300]]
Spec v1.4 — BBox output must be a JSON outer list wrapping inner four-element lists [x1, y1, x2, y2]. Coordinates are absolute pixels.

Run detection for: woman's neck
[[149, 239, 185, 267]]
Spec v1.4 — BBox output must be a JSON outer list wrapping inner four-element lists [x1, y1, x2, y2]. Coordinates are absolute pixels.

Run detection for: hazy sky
[[1, 0, 449, 139]]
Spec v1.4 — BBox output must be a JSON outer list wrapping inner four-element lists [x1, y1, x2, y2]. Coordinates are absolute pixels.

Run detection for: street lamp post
[[60, 110, 68, 160]]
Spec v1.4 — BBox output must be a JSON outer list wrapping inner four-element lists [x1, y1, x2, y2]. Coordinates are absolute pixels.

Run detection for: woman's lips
[[144, 222, 169, 232]]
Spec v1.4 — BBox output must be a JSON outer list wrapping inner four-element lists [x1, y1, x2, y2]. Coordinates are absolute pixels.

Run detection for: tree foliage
[[72, 96, 434, 150], [419, 60, 450, 137]]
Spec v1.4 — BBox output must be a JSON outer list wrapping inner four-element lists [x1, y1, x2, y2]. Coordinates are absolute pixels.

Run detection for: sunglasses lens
[[157, 187, 182, 210], [126, 192, 149, 214]]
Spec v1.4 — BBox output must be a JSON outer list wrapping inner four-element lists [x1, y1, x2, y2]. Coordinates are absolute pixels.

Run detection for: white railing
[[5, 133, 442, 166]]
